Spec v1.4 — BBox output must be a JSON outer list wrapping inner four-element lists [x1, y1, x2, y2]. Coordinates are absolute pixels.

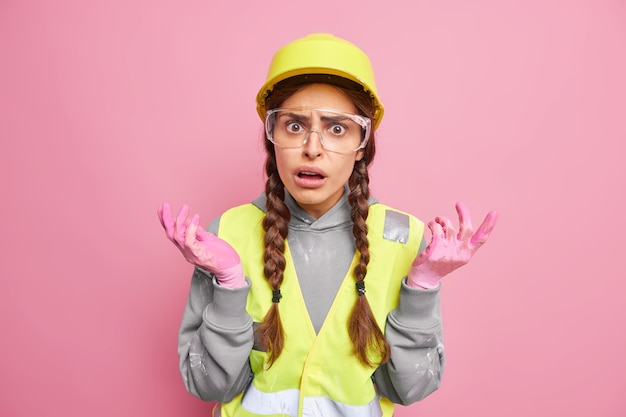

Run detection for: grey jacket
[[178, 190, 445, 407]]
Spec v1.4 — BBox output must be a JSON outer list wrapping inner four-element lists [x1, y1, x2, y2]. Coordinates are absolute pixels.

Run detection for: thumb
[[195, 226, 215, 242], [470, 210, 499, 246]]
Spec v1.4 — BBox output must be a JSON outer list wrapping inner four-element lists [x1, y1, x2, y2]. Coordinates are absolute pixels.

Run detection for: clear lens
[[265, 107, 371, 153]]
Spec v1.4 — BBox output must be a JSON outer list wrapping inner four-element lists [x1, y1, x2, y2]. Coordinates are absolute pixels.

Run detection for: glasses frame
[[265, 107, 372, 153]]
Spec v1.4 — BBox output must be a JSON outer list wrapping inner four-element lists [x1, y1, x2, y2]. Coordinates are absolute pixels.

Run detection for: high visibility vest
[[217, 202, 424, 417]]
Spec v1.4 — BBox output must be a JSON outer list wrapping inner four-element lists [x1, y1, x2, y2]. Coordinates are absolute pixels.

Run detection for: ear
[[355, 149, 365, 161]]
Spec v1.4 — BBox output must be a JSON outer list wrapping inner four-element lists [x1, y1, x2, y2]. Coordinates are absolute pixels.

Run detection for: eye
[[286, 121, 305, 134], [329, 124, 347, 136]]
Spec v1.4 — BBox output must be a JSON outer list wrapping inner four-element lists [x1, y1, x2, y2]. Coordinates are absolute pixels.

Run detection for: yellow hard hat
[[256, 33, 384, 129]]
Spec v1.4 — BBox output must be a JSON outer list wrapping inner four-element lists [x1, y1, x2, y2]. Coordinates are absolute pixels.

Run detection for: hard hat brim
[[256, 34, 384, 129]]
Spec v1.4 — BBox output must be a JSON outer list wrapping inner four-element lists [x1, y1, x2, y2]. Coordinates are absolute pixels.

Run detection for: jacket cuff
[[392, 278, 441, 329], [203, 274, 252, 329]]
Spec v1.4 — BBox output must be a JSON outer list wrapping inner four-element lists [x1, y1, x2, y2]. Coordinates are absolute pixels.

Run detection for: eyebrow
[[278, 112, 350, 123]]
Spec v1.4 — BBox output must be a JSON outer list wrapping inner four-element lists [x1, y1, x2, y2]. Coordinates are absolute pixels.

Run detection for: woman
[[158, 33, 498, 417]]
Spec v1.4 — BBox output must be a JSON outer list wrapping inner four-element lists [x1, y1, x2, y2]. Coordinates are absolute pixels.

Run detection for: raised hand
[[408, 202, 498, 289], [157, 202, 246, 288]]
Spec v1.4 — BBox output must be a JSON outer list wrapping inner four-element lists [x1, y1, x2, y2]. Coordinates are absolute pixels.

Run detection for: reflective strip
[[241, 384, 299, 416], [383, 209, 409, 244], [240, 384, 383, 417], [303, 396, 383, 417]]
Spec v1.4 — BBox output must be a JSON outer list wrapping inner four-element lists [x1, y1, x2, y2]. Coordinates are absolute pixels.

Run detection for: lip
[[293, 166, 327, 188]]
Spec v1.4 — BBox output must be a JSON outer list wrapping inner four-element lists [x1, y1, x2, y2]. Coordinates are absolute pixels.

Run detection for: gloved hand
[[408, 202, 499, 289], [157, 202, 246, 288]]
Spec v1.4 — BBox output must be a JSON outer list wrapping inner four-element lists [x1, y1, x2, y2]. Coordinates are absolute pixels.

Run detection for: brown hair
[[256, 76, 389, 367]]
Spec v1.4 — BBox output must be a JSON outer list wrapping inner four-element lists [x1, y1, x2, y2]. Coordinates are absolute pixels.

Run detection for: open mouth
[[297, 171, 325, 180]]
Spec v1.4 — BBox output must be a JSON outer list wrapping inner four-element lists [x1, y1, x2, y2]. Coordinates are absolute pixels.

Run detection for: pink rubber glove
[[157, 202, 246, 288], [408, 202, 499, 289]]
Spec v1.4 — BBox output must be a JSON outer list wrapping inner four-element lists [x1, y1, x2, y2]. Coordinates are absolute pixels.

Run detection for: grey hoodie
[[178, 189, 445, 408]]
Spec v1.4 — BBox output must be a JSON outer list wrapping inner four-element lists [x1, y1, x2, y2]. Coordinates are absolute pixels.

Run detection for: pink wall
[[1, 0, 624, 416]]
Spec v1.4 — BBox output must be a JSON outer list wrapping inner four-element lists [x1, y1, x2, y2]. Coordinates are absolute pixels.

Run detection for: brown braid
[[347, 159, 391, 366], [256, 143, 290, 366]]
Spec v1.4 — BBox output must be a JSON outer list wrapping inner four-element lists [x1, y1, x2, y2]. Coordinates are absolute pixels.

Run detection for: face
[[272, 83, 365, 218]]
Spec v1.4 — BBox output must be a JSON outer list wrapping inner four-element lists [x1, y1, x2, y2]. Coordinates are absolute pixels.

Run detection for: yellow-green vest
[[217, 202, 424, 417]]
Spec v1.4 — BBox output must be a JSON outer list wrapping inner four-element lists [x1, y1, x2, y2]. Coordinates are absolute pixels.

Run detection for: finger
[[470, 210, 499, 246], [174, 205, 190, 244], [190, 215, 220, 251], [157, 204, 165, 228], [436, 216, 456, 241], [456, 201, 474, 241], [422, 220, 443, 258], [431, 219, 445, 238], [184, 214, 200, 249], [159, 202, 176, 240], [195, 225, 213, 242]]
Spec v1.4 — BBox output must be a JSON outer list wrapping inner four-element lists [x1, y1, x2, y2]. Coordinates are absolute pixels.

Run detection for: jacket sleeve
[[177, 215, 255, 402], [178, 217, 254, 403], [178, 269, 254, 402], [372, 280, 446, 405]]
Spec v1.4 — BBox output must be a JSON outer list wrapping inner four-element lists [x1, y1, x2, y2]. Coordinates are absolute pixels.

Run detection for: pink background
[[1, 0, 625, 416]]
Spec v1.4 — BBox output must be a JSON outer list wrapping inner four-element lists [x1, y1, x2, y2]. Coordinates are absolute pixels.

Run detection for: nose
[[303, 130, 323, 158]]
